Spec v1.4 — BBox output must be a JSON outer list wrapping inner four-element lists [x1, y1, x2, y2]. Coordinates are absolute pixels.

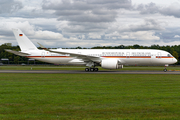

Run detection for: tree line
[[0, 43, 179, 64]]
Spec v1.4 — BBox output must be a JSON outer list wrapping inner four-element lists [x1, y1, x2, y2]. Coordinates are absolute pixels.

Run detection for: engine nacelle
[[101, 59, 123, 69]]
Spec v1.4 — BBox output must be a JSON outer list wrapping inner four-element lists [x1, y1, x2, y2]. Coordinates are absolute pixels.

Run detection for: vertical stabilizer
[[12, 29, 37, 51]]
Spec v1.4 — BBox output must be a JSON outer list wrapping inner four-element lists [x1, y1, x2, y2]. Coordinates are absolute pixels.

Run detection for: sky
[[1, 0, 180, 48]]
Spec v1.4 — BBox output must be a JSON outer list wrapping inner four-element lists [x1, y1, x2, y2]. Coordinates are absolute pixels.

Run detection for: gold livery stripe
[[27, 56, 174, 59]]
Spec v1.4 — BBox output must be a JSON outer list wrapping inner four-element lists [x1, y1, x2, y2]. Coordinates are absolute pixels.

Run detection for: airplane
[[5, 28, 177, 72]]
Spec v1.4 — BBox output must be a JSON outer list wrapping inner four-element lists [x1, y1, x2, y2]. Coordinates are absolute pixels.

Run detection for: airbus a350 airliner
[[5, 29, 177, 72]]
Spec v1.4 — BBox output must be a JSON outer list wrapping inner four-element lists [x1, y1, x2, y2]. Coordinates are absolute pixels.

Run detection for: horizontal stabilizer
[[5, 49, 30, 56]]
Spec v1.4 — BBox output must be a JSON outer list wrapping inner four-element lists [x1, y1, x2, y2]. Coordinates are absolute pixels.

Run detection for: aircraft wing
[[49, 49, 101, 62], [37, 42, 101, 63], [4, 49, 30, 56]]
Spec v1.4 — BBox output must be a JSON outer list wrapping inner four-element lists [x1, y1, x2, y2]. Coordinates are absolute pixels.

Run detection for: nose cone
[[173, 57, 178, 64]]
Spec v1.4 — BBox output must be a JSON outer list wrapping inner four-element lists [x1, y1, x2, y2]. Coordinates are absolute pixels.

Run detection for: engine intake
[[101, 59, 123, 69]]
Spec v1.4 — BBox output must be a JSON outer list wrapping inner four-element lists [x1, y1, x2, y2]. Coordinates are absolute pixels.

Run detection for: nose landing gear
[[163, 68, 167, 72], [163, 64, 168, 72]]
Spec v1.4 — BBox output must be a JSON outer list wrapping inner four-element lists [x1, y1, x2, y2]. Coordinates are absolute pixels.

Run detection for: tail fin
[[12, 29, 38, 51]]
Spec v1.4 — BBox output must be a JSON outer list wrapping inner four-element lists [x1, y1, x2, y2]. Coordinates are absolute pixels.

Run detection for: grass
[[0, 73, 180, 119]]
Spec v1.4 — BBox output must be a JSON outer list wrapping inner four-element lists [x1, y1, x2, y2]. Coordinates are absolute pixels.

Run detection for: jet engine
[[101, 59, 123, 69]]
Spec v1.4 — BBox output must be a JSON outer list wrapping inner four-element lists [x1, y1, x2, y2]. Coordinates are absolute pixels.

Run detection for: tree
[[133, 44, 140, 49], [172, 51, 179, 64]]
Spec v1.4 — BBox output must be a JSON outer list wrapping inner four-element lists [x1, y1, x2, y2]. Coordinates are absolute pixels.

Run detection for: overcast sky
[[1, 0, 180, 48]]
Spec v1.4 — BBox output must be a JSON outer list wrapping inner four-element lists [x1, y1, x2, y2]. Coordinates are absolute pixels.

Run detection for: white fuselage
[[7, 28, 177, 72], [26, 49, 177, 66]]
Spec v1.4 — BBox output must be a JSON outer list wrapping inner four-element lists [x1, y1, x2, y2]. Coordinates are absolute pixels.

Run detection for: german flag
[[19, 34, 23, 36]]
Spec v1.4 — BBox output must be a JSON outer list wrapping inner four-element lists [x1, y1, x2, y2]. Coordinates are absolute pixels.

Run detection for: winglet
[[37, 42, 47, 50]]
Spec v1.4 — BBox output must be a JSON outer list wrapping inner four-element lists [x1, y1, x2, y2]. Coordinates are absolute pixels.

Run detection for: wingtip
[[37, 42, 47, 50]]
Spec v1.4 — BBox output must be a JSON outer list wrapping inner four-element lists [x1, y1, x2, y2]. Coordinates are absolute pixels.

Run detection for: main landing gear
[[85, 67, 99, 72]]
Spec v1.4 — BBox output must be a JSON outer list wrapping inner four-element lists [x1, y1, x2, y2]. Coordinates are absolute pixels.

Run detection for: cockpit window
[[167, 54, 172, 57]]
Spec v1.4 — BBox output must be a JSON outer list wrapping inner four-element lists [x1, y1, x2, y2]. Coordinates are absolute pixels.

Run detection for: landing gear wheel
[[163, 68, 167, 72], [85, 67, 98, 72], [85, 68, 89, 72], [94, 68, 99, 72], [90, 68, 95, 72]]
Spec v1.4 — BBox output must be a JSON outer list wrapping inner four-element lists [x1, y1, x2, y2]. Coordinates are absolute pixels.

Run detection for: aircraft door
[[151, 54, 156, 59], [41, 52, 45, 58], [151, 54, 156, 64], [157, 52, 161, 59]]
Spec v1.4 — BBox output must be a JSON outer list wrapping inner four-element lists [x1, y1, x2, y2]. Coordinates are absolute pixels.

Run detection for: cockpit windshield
[[167, 54, 172, 57]]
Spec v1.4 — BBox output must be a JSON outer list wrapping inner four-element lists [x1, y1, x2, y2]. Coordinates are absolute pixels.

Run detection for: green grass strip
[[0, 73, 179, 119]]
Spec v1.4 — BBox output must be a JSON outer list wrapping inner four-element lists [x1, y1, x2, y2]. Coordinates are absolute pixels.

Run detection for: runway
[[0, 70, 180, 74]]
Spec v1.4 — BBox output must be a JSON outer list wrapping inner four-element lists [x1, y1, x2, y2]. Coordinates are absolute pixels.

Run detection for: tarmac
[[0, 70, 180, 74]]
